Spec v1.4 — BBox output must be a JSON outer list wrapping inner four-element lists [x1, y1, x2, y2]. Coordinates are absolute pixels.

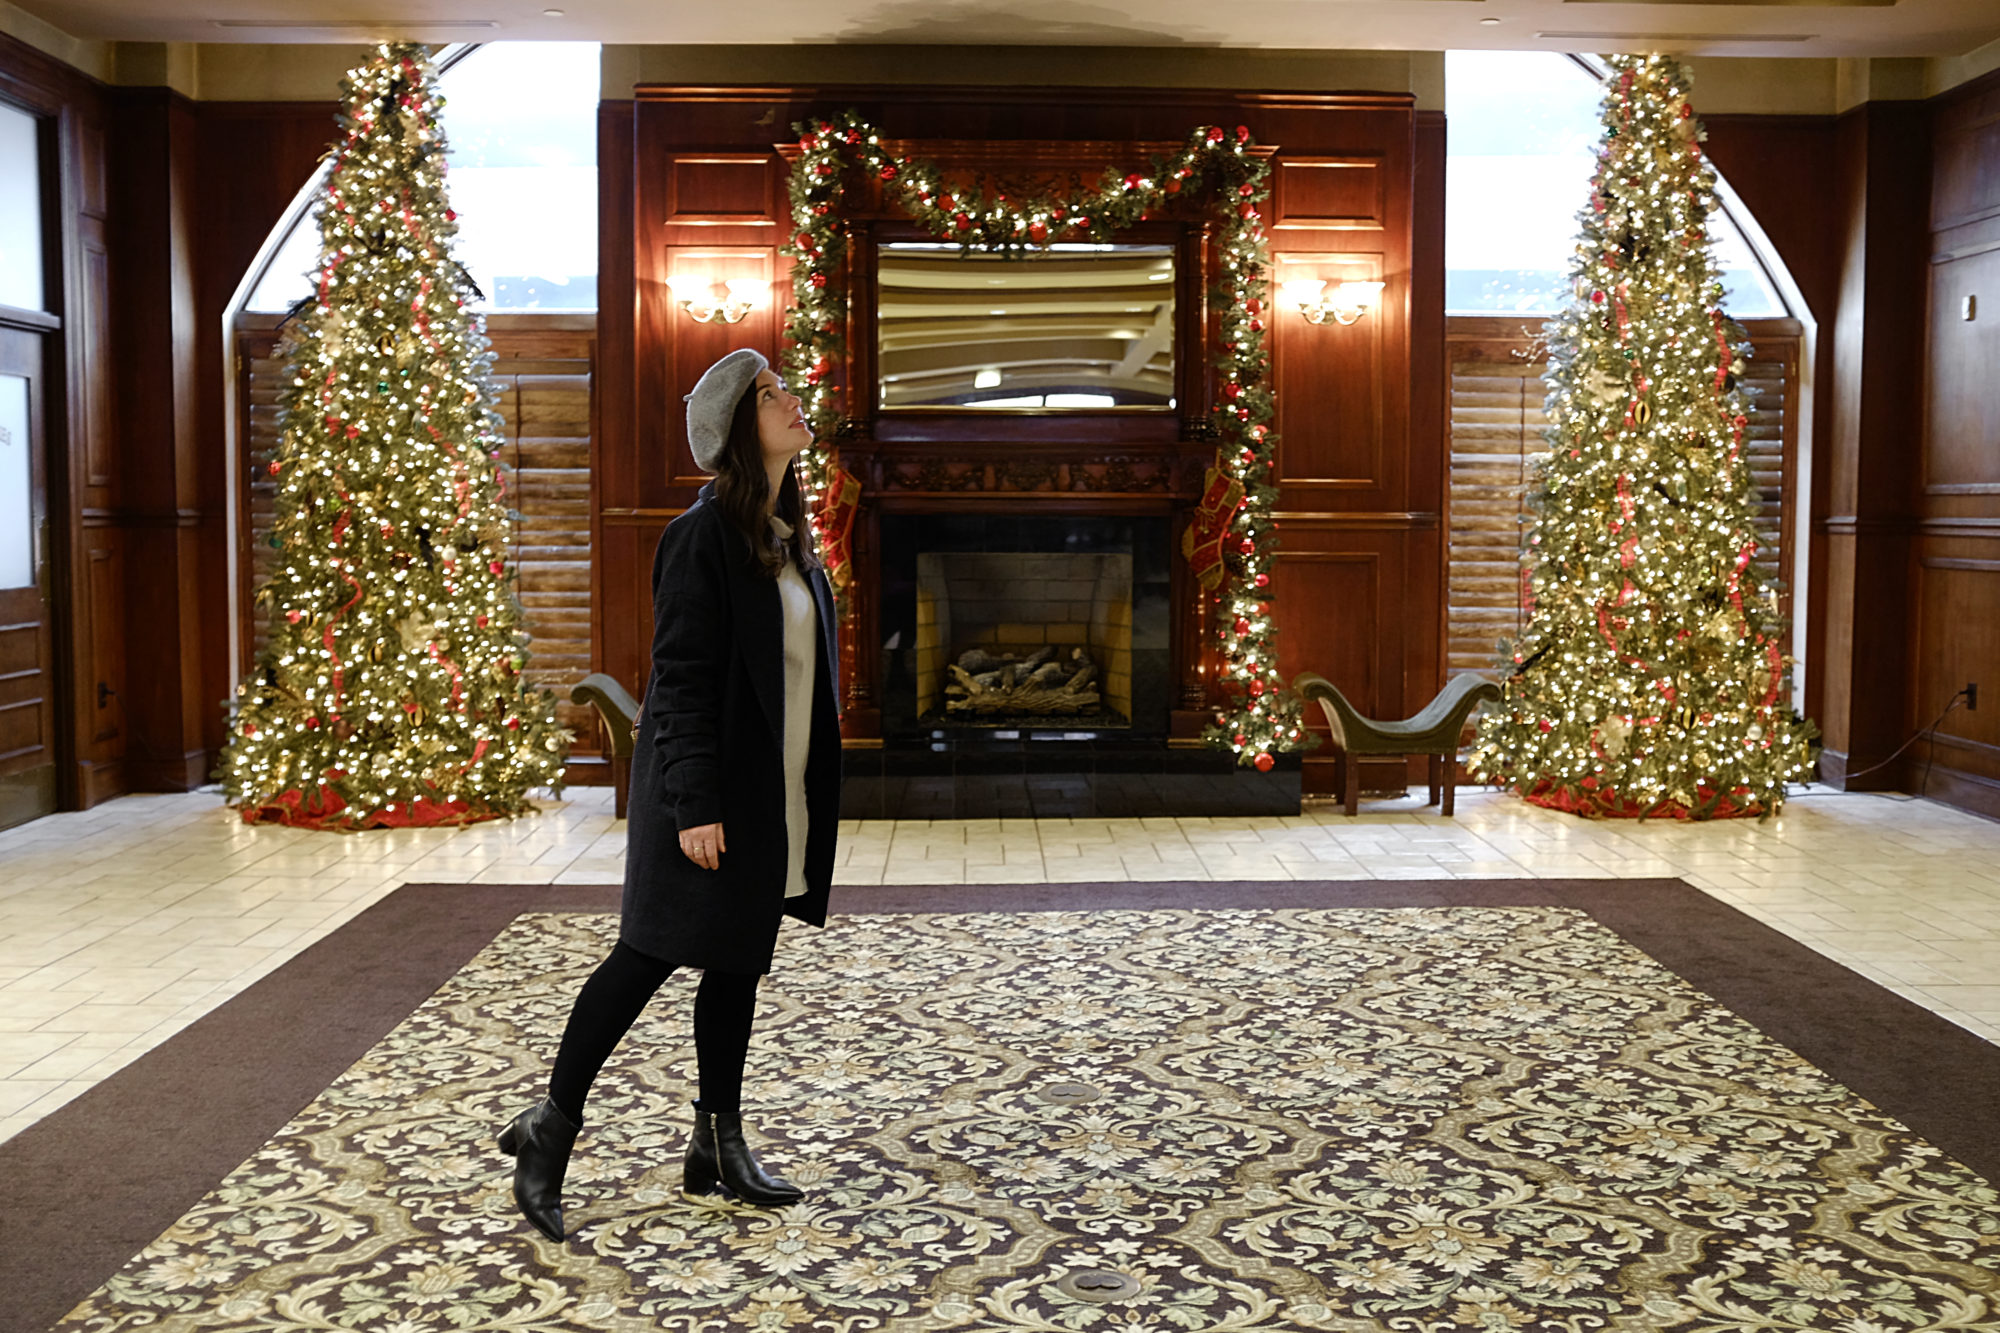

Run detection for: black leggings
[[547, 940, 760, 1124]]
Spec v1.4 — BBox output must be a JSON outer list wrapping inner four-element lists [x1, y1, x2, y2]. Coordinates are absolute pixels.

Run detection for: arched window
[[242, 41, 599, 313], [1443, 50, 1811, 699], [1445, 50, 1787, 318]]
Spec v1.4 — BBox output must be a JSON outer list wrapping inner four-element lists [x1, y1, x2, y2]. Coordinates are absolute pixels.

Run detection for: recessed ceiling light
[[1479, 15, 1502, 23], [543, 7, 564, 14]]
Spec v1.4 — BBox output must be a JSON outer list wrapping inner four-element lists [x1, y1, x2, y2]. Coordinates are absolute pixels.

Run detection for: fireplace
[[847, 511, 1297, 818], [878, 515, 1170, 740]]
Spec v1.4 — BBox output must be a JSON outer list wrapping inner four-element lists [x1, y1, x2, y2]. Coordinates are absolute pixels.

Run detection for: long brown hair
[[711, 380, 820, 579]]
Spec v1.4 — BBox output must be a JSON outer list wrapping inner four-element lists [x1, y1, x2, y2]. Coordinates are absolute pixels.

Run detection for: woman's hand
[[679, 822, 726, 870]]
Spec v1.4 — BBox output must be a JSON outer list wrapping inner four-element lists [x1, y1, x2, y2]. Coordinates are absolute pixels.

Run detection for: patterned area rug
[[38, 898, 2000, 1332]]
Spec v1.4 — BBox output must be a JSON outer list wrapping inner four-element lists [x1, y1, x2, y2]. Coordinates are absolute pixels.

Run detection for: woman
[[497, 348, 843, 1241]]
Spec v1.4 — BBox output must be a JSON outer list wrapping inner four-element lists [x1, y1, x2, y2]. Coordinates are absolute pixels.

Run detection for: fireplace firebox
[[878, 515, 1170, 740]]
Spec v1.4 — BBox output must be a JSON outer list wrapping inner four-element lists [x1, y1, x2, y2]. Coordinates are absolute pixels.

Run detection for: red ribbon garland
[[1614, 475, 1638, 568], [322, 509, 366, 718], [1711, 310, 1731, 395], [427, 639, 466, 711], [1727, 537, 1757, 632]]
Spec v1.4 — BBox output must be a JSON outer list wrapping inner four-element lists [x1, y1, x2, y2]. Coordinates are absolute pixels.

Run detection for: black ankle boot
[[683, 1101, 803, 1206], [497, 1097, 580, 1240]]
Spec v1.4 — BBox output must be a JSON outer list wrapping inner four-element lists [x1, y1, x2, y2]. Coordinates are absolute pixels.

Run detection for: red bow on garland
[[1182, 464, 1246, 591], [814, 466, 862, 590]]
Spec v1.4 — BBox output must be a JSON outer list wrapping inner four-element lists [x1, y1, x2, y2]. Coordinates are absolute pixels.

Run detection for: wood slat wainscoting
[[1444, 316, 1801, 685], [232, 313, 604, 780]]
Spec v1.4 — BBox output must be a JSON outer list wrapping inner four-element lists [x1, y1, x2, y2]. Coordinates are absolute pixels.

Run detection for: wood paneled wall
[[1, 30, 121, 807], [1, 26, 334, 809], [1706, 71, 2000, 819], [602, 85, 1425, 793], [1915, 70, 2000, 817], [11, 27, 1993, 819]]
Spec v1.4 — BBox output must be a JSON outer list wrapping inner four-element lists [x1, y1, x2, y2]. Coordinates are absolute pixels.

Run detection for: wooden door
[[0, 326, 56, 829]]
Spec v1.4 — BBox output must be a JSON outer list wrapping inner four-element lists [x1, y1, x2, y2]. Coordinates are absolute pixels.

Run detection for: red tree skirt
[[237, 783, 511, 831], [1523, 779, 1766, 821]]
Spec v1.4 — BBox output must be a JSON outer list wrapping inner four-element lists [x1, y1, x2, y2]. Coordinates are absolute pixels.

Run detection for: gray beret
[[684, 348, 769, 472]]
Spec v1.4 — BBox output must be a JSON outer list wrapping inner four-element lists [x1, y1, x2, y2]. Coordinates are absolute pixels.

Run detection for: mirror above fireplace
[[876, 242, 1176, 410]]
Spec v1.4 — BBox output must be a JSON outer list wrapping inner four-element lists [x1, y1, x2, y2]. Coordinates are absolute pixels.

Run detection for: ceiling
[[19, 0, 2000, 59]]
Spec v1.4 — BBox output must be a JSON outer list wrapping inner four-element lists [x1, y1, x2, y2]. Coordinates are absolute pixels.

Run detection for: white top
[[770, 515, 818, 899]]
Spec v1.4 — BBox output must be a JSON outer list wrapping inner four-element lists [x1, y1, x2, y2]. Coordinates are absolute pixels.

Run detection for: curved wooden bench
[[570, 672, 640, 819], [1292, 671, 1501, 816]]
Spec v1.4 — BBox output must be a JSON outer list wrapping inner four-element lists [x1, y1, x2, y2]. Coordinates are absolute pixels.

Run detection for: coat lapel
[[736, 569, 783, 742], [706, 480, 836, 740], [709, 492, 783, 742], [808, 565, 839, 705]]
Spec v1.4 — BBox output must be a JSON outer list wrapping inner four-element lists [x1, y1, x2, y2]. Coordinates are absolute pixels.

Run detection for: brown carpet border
[[3, 877, 1995, 1333]]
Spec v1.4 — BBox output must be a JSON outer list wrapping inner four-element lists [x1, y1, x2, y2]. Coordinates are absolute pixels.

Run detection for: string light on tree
[[780, 114, 1308, 767], [219, 43, 569, 829], [1472, 54, 1816, 819]]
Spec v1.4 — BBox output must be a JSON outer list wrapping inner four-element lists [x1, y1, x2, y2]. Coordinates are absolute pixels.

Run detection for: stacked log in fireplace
[[943, 644, 1101, 715]]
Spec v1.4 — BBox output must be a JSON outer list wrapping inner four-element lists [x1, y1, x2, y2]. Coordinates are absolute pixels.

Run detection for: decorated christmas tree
[[220, 43, 568, 829], [1471, 54, 1817, 819]]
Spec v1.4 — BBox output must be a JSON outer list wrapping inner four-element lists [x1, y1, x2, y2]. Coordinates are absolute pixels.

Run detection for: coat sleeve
[[645, 508, 730, 831]]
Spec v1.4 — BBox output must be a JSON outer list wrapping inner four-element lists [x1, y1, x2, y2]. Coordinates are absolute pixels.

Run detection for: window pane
[[437, 42, 598, 310], [1445, 50, 1789, 319], [0, 103, 44, 313], [245, 220, 319, 314], [244, 42, 599, 313], [0, 374, 30, 589]]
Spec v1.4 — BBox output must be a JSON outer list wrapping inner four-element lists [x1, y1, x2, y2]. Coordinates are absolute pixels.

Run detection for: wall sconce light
[[667, 275, 767, 324], [1281, 278, 1385, 326]]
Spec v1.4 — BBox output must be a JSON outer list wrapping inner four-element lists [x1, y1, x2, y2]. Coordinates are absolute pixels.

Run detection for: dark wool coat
[[622, 483, 842, 973]]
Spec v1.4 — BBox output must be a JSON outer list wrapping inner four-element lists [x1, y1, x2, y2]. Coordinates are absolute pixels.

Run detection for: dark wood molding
[[635, 84, 1414, 113], [1916, 763, 2000, 823], [0, 304, 60, 331]]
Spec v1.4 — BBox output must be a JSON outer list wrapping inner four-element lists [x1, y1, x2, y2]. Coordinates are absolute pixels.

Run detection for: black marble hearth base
[[840, 737, 1302, 819]]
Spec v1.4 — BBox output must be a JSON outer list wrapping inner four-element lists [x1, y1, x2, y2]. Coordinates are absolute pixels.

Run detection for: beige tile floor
[[1, 783, 1996, 1145]]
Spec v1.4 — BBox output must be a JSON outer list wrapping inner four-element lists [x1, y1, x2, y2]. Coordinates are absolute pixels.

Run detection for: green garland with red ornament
[[780, 112, 1308, 769]]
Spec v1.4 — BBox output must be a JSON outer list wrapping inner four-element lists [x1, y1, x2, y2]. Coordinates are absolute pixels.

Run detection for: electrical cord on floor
[[1785, 688, 1971, 802]]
